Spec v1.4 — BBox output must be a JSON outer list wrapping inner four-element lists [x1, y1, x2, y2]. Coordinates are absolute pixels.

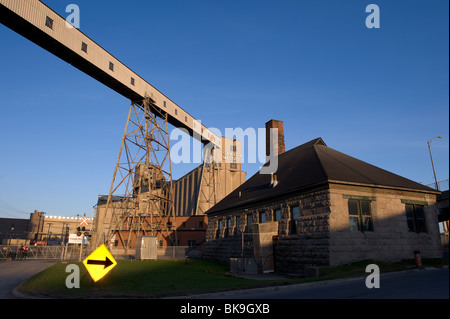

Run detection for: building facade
[[0, 210, 92, 245], [204, 135, 442, 274]]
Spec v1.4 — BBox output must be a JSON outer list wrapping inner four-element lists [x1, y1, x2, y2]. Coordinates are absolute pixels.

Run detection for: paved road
[[212, 267, 449, 299], [0, 260, 55, 298]]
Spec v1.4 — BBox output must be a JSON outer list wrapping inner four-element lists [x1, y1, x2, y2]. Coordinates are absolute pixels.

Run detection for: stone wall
[[202, 236, 243, 264], [205, 184, 442, 273], [204, 187, 332, 274], [328, 183, 442, 266], [273, 189, 331, 274]]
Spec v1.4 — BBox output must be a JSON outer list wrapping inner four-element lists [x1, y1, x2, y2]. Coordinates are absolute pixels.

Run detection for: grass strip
[[19, 257, 448, 298]]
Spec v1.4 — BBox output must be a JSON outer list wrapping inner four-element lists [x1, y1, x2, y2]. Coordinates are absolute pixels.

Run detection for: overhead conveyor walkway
[[0, 0, 221, 148]]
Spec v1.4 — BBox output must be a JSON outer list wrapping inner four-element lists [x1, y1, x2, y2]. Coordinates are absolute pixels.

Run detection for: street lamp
[[9, 224, 14, 246], [427, 136, 442, 191]]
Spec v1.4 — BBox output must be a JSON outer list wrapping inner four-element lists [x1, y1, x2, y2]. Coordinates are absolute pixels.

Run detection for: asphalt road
[[0, 260, 55, 299], [212, 267, 449, 299]]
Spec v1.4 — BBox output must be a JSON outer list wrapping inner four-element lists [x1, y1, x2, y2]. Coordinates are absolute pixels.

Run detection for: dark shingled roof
[[206, 138, 438, 215]]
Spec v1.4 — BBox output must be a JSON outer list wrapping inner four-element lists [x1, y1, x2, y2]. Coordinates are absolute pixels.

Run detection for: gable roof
[[206, 138, 438, 215]]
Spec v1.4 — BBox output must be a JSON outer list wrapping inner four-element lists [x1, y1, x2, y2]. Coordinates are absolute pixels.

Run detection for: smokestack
[[265, 119, 285, 158]]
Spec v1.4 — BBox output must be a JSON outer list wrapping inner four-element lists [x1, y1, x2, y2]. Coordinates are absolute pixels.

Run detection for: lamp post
[[427, 136, 442, 190], [9, 224, 14, 246]]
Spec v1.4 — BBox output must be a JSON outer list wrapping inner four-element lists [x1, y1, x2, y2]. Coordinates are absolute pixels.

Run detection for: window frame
[[246, 214, 253, 231], [288, 205, 300, 235], [81, 42, 88, 53], [405, 203, 427, 233], [259, 211, 266, 223], [187, 240, 196, 247], [45, 16, 54, 30], [347, 199, 374, 233], [274, 208, 282, 221]]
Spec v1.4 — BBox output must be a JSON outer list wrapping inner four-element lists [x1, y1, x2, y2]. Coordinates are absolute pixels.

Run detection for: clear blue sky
[[0, 0, 448, 219]]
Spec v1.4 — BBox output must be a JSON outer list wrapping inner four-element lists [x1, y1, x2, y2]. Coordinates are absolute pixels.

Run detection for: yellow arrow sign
[[82, 244, 117, 282]]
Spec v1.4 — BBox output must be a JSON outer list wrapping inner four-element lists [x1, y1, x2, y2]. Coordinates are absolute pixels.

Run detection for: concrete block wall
[[328, 184, 442, 266], [205, 188, 332, 273]]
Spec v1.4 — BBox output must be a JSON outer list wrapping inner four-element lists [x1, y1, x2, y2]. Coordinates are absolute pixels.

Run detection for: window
[[274, 209, 282, 221], [175, 109, 178, 115], [185, 116, 188, 122], [130, 77, 135, 86], [45, 16, 54, 29], [163, 101, 166, 108], [199, 221, 204, 228], [81, 42, 88, 53], [109, 61, 114, 71], [246, 214, 253, 231], [259, 211, 266, 223], [289, 206, 299, 235], [405, 204, 427, 233], [230, 163, 237, 169], [348, 199, 373, 232], [224, 218, 231, 238], [188, 240, 196, 247], [290, 206, 300, 219], [235, 216, 240, 233]]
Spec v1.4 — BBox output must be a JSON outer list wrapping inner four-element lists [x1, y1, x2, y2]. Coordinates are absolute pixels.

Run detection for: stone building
[[204, 131, 442, 274]]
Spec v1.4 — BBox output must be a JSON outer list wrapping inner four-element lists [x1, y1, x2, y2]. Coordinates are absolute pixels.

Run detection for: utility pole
[[9, 224, 14, 246], [427, 136, 442, 190]]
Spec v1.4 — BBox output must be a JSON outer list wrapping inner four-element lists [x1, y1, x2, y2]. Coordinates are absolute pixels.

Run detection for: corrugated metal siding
[[0, 0, 220, 147]]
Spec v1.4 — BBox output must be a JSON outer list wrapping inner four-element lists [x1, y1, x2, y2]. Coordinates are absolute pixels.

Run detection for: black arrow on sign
[[86, 256, 114, 269]]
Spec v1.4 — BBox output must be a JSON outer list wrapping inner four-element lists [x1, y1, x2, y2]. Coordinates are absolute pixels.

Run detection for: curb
[[11, 282, 52, 299], [166, 266, 449, 299]]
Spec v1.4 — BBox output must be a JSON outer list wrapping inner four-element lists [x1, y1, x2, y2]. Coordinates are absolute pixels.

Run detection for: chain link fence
[[0, 245, 95, 261], [426, 179, 449, 191]]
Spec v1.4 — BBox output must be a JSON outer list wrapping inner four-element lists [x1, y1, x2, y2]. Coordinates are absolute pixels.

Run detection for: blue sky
[[0, 0, 448, 219]]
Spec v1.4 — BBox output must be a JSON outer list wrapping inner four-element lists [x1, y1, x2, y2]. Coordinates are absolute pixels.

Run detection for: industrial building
[[92, 136, 246, 254], [0, 210, 92, 245]]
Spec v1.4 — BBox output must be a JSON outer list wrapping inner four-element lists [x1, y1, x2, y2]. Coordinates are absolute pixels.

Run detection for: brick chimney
[[265, 119, 285, 157]]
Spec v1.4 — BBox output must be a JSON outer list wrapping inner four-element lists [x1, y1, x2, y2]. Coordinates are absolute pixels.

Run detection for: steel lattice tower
[[97, 97, 176, 253]]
